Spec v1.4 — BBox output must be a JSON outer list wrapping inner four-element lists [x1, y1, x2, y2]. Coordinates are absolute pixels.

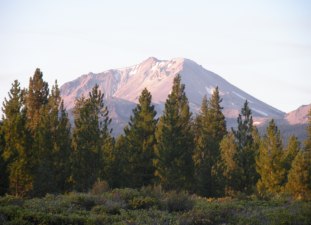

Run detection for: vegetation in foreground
[[1, 69, 311, 224], [0, 187, 310, 225]]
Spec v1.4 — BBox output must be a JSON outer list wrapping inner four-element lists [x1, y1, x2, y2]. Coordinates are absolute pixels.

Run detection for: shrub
[[111, 188, 140, 202], [0, 195, 23, 206], [66, 193, 96, 211], [93, 199, 126, 215], [162, 191, 194, 212], [128, 196, 158, 210], [91, 180, 109, 195]]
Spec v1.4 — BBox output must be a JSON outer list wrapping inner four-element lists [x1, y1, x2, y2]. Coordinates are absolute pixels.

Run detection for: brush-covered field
[[0, 187, 310, 225]]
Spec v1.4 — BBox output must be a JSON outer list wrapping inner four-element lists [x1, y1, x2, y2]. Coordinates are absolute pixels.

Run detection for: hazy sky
[[0, 0, 310, 113]]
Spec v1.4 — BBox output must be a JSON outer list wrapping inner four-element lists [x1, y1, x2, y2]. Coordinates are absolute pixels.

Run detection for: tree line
[[0, 69, 310, 200]]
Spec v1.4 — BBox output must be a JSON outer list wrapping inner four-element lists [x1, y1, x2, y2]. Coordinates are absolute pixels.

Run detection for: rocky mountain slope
[[60, 57, 285, 134], [285, 104, 311, 125]]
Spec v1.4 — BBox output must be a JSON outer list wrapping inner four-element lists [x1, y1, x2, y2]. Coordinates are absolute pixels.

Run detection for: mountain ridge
[[60, 57, 286, 133], [285, 104, 311, 125]]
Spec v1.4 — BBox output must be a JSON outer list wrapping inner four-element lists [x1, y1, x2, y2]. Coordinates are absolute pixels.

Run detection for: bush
[[111, 188, 140, 202], [128, 196, 158, 210], [0, 195, 23, 207], [92, 199, 126, 215], [91, 180, 109, 195], [162, 191, 194, 212]]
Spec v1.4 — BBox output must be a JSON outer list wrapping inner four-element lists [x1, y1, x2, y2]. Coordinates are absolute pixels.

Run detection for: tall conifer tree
[[282, 135, 300, 182], [154, 75, 194, 191], [1, 80, 33, 196], [231, 100, 258, 194], [286, 110, 311, 200], [256, 119, 286, 196], [121, 88, 157, 188], [71, 84, 112, 192], [25, 68, 49, 132], [193, 87, 227, 197], [0, 121, 9, 195], [32, 81, 71, 195]]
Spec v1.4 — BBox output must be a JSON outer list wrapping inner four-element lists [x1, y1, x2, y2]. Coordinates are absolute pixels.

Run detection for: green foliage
[[120, 88, 157, 188], [162, 190, 194, 212], [0, 190, 310, 225], [71, 84, 113, 192], [220, 132, 241, 196], [25, 68, 49, 132], [154, 75, 194, 191], [32, 81, 71, 196], [193, 88, 227, 197], [225, 100, 259, 195], [282, 135, 300, 181], [286, 110, 311, 200], [107, 135, 128, 188], [256, 119, 286, 197], [1, 80, 33, 197], [0, 121, 9, 195], [286, 152, 311, 200]]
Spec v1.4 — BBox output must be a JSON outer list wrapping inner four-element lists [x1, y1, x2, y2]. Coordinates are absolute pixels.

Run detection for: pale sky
[[0, 0, 310, 113]]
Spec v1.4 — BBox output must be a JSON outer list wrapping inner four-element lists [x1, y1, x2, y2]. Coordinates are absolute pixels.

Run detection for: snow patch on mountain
[[252, 108, 268, 117]]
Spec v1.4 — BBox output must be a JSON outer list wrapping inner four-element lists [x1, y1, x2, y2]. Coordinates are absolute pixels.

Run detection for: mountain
[[285, 104, 311, 125], [60, 57, 285, 134], [256, 104, 310, 144]]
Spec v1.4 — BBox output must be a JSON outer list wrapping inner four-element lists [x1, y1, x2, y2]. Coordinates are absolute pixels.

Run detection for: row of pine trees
[[0, 69, 310, 200]]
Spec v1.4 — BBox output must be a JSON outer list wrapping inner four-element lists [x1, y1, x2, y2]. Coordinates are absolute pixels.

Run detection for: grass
[[0, 188, 310, 225]]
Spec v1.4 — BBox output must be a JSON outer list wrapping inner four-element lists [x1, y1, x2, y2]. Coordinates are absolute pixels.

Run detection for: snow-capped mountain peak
[[60, 57, 285, 133]]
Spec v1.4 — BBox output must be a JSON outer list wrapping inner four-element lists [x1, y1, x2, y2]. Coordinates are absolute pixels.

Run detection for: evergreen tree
[[256, 119, 286, 197], [286, 110, 311, 200], [54, 100, 72, 192], [25, 68, 49, 132], [0, 121, 9, 195], [193, 87, 227, 197], [1, 80, 33, 196], [282, 136, 300, 180], [220, 132, 240, 195], [154, 75, 194, 191], [230, 100, 258, 194], [32, 81, 71, 195], [109, 135, 130, 188], [71, 84, 112, 192], [121, 88, 157, 188]]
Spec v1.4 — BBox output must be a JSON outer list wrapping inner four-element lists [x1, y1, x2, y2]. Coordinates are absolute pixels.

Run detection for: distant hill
[[257, 104, 310, 144], [285, 104, 311, 125]]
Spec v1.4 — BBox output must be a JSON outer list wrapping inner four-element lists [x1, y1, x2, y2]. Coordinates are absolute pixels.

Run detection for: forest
[[0, 69, 310, 224]]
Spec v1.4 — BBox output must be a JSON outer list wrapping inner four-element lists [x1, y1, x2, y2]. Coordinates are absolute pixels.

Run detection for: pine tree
[[1, 80, 33, 196], [220, 132, 240, 195], [154, 75, 194, 191], [21, 69, 50, 195], [256, 119, 286, 197], [193, 87, 227, 197], [221, 126, 261, 196], [121, 88, 157, 188], [54, 100, 72, 192], [282, 136, 300, 180], [32, 81, 71, 195], [286, 110, 311, 200], [71, 84, 112, 192], [0, 121, 9, 195], [109, 135, 131, 188], [230, 100, 259, 194], [25, 68, 49, 132]]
